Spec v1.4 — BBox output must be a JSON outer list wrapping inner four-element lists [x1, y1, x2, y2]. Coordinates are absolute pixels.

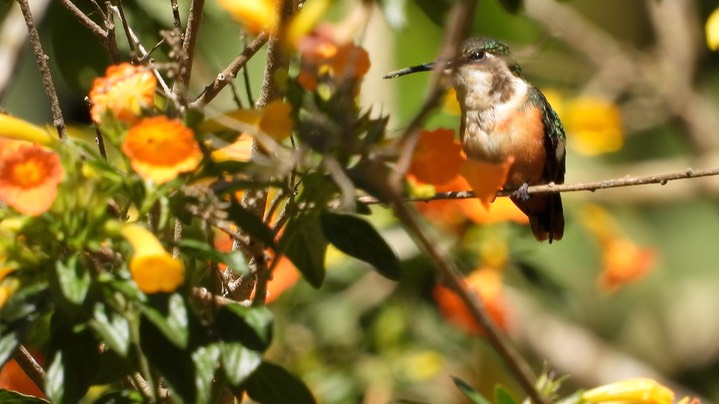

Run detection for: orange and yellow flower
[[563, 96, 623, 156], [433, 268, 508, 335], [582, 378, 674, 404], [0, 145, 63, 216], [122, 116, 202, 184], [706, 7, 719, 50], [407, 128, 527, 228], [218, 0, 277, 36], [121, 223, 184, 293], [297, 27, 370, 92], [580, 204, 657, 293], [89, 63, 157, 124], [599, 238, 657, 293]]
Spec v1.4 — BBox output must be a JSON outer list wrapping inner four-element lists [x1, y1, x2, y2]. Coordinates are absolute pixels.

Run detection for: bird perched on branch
[[385, 37, 566, 242]]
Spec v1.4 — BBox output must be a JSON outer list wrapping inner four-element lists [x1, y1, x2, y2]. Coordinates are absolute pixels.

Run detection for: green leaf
[[494, 385, 519, 404], [220, 343, 263, 386], [498, 0, 523, 13], [55, 256, 90, 305], [451, 376, 491, 404], [140, 293, 189, 349], [89, 303, 130, 356], [0, 389, 50, 403], [226, 197, 276, 248], [192, 344, 221, 404], [45, 327, 101, 403], [0, 332, 19, 366], [320, 212, 400, 281], [93, 389, 146, 404], [279, 213, 328, 288], [245, 362, 315, 404], [0, 283, 48, 324], [216, 303, 273, 352], [176, 238, 249, 275], [414, 0, 452, 26], [139, 316, 194, 403]]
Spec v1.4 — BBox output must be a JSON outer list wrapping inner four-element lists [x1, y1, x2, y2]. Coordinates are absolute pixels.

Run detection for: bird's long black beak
[[383, 62, 435, 79]]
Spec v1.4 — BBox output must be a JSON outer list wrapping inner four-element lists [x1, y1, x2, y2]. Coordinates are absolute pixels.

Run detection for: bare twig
[[177, 0, 206, 101], [0, 1, 50, 100], [389, 0, 478, 189], [170, 0, 183, 34], [59, 0, 120, 62], [359, 167, 719, 205], [18, 0, 67, 139], [14, 344, 44, 392], [387, 192, 546, 404], [190, 32, 269, 109]]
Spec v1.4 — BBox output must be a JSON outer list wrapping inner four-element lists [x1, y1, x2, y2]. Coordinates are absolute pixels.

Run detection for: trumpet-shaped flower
[[563, 96, 623, 156], [217, 0, 276, 35], [433, 268, 508, 335], [122, 116, 202, 184], [0, 113, 54, 147], [0, 145, 63, 216], [707, 7, 719, 50], [121, 223, 185, 293], [297, 28, 370, 92], [582, 378, 674, 404], [89, 63, 157, 124]]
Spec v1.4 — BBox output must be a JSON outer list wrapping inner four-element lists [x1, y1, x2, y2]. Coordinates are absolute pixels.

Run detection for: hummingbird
[[385, 37, 566, 242]]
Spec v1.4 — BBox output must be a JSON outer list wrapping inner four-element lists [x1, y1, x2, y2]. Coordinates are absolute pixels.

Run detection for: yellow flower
[[0, 267, 17, 309], [0, 145, 63, 216], [121, 223, 184, 294], [122, 116, 202, 184], [89, 63, 157, 124], [0, 113, 55, 147], [706, 7, 719, 50], [217, 0, 276, 35], [563, 96, 623, 156], [201, 101, 294, 143], [582, 378, 674, 404]]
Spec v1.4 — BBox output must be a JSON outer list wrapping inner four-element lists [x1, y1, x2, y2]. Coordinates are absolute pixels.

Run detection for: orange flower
[[564, 96, 623, 156], [89, 63, 156, 124], [408, 128, 525, 228], [0, 145, 63, 216], [121, 223, 184, 293], [218, 0, 276, 35], [409, 128, 463, 185], [433, 268, 508, 335], [214, 230, 299, 303], [122, 116, 202, 184], [599, 238, 657, 293], [297, 27, 370, 92], [0, 347, 45, 398]]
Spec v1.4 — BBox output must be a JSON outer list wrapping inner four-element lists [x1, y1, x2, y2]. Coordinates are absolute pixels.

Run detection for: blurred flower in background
[[89, 63, 156, 125]]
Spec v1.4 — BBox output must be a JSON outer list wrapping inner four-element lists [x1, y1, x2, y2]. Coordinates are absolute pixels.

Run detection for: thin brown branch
[[389, 0, 478, 189], [0, 1, 49, 101], [230, 0, 296, 303], [59, 0, 119, 62], [190, 32, 269, 109], [177, 0, 205, 101], [18, 0, 67, 139], [359, 166, 719, 205], [170, 0, 183, 34], [387, 192, 546, 404], [14, 344, 45, 392]]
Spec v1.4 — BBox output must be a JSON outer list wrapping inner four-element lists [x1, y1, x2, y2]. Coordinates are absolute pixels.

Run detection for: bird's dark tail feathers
[[511, 193, 564, 243]]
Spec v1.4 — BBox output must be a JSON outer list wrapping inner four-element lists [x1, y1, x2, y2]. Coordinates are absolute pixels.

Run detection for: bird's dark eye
[[470, 51, 486, 61]]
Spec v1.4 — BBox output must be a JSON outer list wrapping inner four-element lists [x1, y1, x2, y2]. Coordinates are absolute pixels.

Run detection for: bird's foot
[[515, 183, 531, 201]]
